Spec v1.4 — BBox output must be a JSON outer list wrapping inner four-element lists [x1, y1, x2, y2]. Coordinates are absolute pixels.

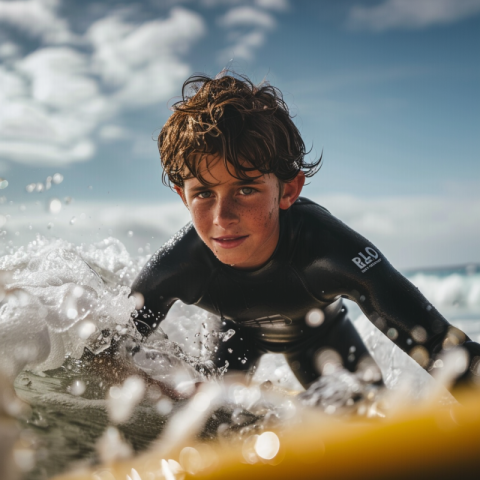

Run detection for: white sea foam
[[0, 236, 143, 379], [409, 271, 480, 315]]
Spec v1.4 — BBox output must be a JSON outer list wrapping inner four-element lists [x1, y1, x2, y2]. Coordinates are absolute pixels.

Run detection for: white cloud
[[0, 6, 206, 167], [201, 0, 289, 10], [218, 6, 276, 28], [99, 125, 131, 142], [0, 42, 20, 60], [217, 6, 276, 62], [254, 0, 289, 11], [0, 65, 27, 101], [347, 0, 480, 31], [218, 30, 267, 62], [87, 7, 204, 108], [201, 0, 247, 7], [0, 139, 94, 165], [18, 47, 100, 109], [0, 0, 78, 44]]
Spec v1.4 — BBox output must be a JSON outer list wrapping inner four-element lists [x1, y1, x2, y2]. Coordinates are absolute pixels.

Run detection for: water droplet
[[325, 405, 336, 415], [433, 359, 444, 368], [254, 432, 280, 460], [47, 222, 54, 229], [35, 182, 44, 192], [49, 198, 62, 214], [108, 377, 145, 424], [306, 308, 324, 327], [132, 292, 144, 310], [52, 173, 63, 184], [409, 345, 429, 368], [77, 320, 96, 340], [156, 397, 172, 415], [70, 216, 76, 225], [179, 447, 203, 475], [69, 380, 86, 396], [127, 231, 134, 238], [411, 326, 427, 343], [221, 329, 236, 342], [0, 178, 9, 189], [387, 328, 398, 340], [67, 308, 78, 319], [25, 183, 35, 193], [72, 286, 84, 298]]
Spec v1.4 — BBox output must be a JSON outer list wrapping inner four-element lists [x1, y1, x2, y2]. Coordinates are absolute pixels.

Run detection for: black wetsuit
[[132, 197, 479, 389]]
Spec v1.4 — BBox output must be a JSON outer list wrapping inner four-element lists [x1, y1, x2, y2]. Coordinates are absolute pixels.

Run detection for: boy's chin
[[212, 250, 250, 268], [215, 253, 243, 267], [214, 252, 267, 269]]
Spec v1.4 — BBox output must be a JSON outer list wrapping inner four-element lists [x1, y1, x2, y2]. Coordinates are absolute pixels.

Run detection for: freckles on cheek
[[263, 206, 275, 228]]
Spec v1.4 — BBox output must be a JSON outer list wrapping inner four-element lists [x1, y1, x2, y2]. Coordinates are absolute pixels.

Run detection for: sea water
[[1, 233, 480, 480]]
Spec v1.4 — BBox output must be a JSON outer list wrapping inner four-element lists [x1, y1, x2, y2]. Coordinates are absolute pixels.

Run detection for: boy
[[132, 73, 480, 393]]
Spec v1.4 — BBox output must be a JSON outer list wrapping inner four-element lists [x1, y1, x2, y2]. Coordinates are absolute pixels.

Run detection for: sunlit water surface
[[1, 236, 480, 479]]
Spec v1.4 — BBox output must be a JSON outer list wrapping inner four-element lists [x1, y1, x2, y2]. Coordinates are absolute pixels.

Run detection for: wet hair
[[158, 72, 322, 187]]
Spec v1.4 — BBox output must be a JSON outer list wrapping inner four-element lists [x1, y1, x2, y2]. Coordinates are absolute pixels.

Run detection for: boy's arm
[[342, 254, 480, 390], [304, 212, 480, 390], [130, 262, 178, 336], [130, 223, 209, 336]]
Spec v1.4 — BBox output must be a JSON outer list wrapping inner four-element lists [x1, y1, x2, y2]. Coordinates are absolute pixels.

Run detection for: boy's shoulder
[[288, 197, 371, 252], [134, 222, 212, 287], [289, 196, 339, 234], [292, 196, 331, 216], [132, 221, 217, 307]]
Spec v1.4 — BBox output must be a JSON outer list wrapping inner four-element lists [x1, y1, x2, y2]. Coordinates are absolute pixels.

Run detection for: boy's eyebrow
[[189, 178, 265, 192], [233, 178, 266, 185]]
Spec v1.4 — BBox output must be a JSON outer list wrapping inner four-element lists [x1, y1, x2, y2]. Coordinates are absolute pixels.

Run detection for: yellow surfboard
[[54, 388, 480, 480]]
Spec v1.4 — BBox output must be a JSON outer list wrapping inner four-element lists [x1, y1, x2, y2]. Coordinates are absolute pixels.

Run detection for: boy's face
[[175, 156, 304, 269]]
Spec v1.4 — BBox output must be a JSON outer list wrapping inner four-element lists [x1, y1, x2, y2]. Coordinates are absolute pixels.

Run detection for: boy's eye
[[197, 191, 212, 199], [239, 187, 255, 195]]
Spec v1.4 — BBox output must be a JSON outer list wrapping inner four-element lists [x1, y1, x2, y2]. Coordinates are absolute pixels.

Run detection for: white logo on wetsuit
[[351, 247, 382, 273]]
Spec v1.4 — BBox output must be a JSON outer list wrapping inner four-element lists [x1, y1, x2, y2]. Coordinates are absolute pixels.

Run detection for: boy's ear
[[174, 185, 188, 208], [279, 172, 305, 210]]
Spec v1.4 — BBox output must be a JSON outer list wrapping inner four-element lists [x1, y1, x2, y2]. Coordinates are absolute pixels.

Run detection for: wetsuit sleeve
[[130, 223, 209, 336], [303, 207, 480, 388]]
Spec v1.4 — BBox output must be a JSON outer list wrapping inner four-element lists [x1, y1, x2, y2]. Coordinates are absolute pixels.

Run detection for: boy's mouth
[[212, 235, 249, 249]]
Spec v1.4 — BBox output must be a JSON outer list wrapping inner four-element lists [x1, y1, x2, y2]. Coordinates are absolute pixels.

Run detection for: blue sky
[[1, 0, 480, 268]]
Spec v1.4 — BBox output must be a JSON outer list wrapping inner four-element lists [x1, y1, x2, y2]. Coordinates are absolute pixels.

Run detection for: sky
[[0, 0, 479, 269]]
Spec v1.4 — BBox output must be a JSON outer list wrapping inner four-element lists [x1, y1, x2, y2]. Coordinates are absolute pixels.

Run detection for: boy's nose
[[213, 197, 239, 228]]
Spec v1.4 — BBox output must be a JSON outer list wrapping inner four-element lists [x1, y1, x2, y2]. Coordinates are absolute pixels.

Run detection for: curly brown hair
[[158, 72, 322, 187]]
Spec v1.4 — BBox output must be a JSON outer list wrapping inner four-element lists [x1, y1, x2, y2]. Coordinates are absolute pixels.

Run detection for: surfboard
[[53, 388, 480, 480]]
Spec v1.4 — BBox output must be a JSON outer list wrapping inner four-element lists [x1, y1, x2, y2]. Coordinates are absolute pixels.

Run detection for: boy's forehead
[[183, 154, 267, 186]]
